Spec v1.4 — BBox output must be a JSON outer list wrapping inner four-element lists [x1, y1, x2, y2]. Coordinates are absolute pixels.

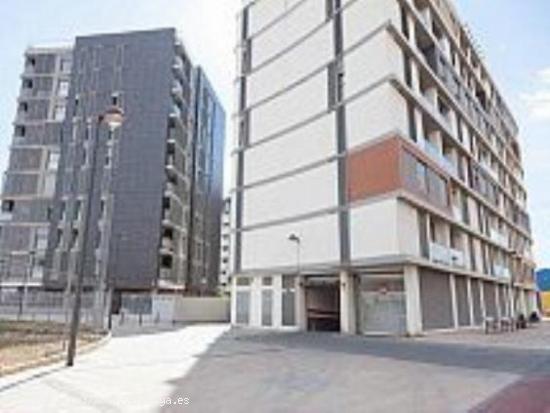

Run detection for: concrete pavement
[[1, 323, 550, 412]]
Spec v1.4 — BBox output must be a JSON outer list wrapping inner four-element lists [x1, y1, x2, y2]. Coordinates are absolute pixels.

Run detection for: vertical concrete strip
[[449, 274, 459, 329], [466, 276, 475, 326], [339, 271, 356, 334], [404, 265, 422, 335]]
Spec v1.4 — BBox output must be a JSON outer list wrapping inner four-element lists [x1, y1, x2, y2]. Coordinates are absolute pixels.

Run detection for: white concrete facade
[[232, 0, 537, 336]]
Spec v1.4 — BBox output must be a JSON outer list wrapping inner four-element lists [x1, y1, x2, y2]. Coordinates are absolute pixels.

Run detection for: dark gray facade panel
[[419, 269, 453, 330], [455, 276, 470, 327]]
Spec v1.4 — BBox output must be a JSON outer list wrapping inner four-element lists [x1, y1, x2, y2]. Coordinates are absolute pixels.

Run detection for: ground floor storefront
[[230, 266, 539, 335]]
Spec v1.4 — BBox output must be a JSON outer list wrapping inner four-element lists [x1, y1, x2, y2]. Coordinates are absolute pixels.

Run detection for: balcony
[[0, 211, 13, 222], [489, 228, 508, 248], [494, 264, 511, 279], [423, 139, 457, 177], [450, 248, 465, 268], [429, 242, 451, 266], [451, 204, 462, 222], [171, 81, 184, 103], [161, 237, 174, 252]]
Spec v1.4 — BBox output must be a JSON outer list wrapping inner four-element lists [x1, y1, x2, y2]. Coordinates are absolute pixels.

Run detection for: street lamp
[[288, 233, 301, 277], [67, 105, 124, 367]]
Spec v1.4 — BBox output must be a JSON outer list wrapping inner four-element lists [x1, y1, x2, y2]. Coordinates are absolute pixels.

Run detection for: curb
[[0, 332, 112, 378]]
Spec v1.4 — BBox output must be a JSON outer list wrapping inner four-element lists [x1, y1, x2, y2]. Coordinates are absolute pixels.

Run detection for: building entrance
[[304, 277, 340, 332]]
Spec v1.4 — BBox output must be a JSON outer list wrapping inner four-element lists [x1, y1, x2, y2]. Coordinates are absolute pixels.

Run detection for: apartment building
[[0, 46, 72, 289], [231, 0, 537, 335], [26, 29, 226, 300]]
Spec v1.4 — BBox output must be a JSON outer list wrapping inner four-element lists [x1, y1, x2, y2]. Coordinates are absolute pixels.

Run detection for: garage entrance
[[304, 277, 340, 332], [357, 275, 406, 335]]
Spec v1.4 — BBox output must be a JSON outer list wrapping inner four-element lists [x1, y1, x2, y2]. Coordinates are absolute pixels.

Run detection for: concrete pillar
[[339, 271, 356, 334], [407, 13, 416, 45], [273, 275, 283, 328], [466, 277, 475, 326], [414, 108, 424, 144], [479, 280, 486, 318], [495, 283, 501, 319], [410, 60, 420, 93], [449, 274, 459, 329], [295, 275, 307, 330], [250, 276, 262, 327], [230, 276, 237, 325], [404, 265, 422, 336]]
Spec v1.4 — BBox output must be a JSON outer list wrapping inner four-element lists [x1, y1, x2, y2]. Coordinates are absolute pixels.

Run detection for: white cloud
[[538, 67, 550, 84], [521, 90, 550, 120], [521, 67, 550, 120]]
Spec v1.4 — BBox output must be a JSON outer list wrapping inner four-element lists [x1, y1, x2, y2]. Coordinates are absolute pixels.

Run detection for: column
[[495, 283, 501, 319], [273, 275, 283, 328], [295, 275, 307, 330], [466, 277, 475, 326], [404, 265, 423, 336], [340, 271, 356, 334], [449, 274, 459, 329], [230, 276, 237, 325], [479, 280, 486, 318]]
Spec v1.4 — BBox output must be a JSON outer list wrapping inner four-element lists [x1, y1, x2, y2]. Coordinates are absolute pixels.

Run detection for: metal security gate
[[358, 276, 406, 335]]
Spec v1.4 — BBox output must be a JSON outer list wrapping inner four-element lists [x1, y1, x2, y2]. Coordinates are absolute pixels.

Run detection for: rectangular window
[[34, 227, 48, 250], [47, 151, 60, 170], [57, 80, 69, 97], [42, 174, 56, 197], [236, 291, 250, 325], [73, 200, 82, 221], [282, 275, 296, 326], [262, 290, 273, 327], [53, 105, 66, 121]]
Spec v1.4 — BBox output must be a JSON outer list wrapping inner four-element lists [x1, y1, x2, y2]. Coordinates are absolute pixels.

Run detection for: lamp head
[[102, 106, 125, 131], [288, 233, 300, 244]]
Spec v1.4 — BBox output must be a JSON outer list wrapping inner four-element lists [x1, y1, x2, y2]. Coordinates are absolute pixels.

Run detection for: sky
[[0, 0, 548, 267]]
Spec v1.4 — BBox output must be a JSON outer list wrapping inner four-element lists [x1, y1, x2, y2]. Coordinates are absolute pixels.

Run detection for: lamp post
[[67, 105, 124, 367], [288, 233, 301, 277]]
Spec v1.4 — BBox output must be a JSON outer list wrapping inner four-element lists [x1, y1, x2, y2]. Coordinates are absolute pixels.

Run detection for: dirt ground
[[0, 320, 102, 374]]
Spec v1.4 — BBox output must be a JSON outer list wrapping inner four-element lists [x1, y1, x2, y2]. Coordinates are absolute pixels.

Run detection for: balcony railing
[[429, 242, 451, 266], [450, 248, 465, 268], [494, 265, 511, 279], [489, 228, 508, 248], [423, 139, 457, 177]]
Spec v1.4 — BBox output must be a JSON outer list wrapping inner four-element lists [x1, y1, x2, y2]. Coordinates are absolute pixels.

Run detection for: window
[[53, 105, 66, 121], [55, 229, 63, 249], [73, 200, 82, 221], [282, 275, 296, 326], [415, 161, 428, 193], [47, 151, 60, 170], [42, 174, 56, 197], [34, 227, 48, 250], [236, 291, 250, 324], [105, 145, 113, 168], [69, 229, 79, 249], [57, 80, 69, 97], [60, 58, 72, 73], [99, 199, 106, 220]]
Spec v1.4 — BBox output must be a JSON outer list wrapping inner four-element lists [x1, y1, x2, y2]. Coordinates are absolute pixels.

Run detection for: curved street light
[[67, 105, 125, 367]]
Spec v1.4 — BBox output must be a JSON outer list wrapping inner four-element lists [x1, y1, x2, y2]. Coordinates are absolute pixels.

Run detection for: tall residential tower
[[0, 46, 72, 289], [231, 0, 536, 334], [0, 29, 225, 303]]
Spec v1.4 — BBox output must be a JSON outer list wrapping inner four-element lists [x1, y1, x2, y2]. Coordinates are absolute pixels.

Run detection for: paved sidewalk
[[415, 321, 550, 351], [1, 324, 550, 413], [0, 324, 230, 413]]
